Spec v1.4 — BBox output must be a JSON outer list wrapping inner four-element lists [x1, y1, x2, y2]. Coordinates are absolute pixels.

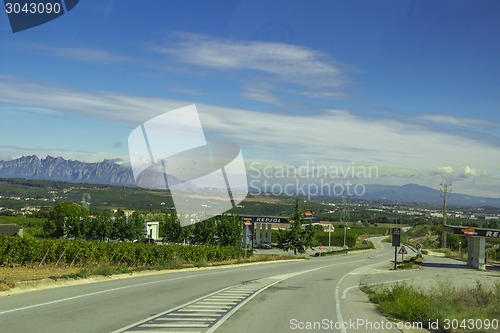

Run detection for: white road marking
[[164, 313, 220, 317], [126, 331, 200, 333], [196, 301, 237, 305], [187, 304, 232, 307], [113, 263, 337, 333], [335, 258, 389, 333], [181, 308, 227, 312], [157, 317, 216, 321], [0, 271, 222, 316], [205, 264, 336, 333], [140, 323, 210, 328]]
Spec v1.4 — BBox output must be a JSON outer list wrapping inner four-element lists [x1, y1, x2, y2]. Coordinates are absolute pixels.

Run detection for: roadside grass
[[0, 277, 16, 291], [362, 280, 500, 333], [397, 254, 424, 270], [0, 253, 299, 291]]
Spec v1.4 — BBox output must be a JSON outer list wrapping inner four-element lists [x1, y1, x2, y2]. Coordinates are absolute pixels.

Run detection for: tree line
[[42, 202, 243, 247], [43, 202, 146, 241], [40, 199, 331, 252], [161, 210, 242, 247]]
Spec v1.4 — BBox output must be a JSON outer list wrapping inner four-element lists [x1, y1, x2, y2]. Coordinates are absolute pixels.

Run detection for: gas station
[[242, 216, 289, 248], [443, 225, 500, 270]]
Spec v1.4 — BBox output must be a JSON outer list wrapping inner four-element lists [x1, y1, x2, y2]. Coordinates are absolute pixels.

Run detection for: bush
[[0, 235, 247, 267], [363, 280, 500, 332]]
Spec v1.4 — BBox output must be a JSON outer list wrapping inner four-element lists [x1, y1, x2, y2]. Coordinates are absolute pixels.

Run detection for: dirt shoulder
[[361, 253, 500, 292], [0, 256, 303, 298]]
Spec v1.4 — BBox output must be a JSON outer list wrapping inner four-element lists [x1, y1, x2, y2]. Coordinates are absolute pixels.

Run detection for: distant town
[[1, 179, 499, 226]]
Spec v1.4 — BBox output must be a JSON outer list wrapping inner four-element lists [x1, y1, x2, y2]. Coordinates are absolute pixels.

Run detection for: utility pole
[[340, 192, 350, 227], [440, 183, 451, 248], [81, 193, 91, 211]]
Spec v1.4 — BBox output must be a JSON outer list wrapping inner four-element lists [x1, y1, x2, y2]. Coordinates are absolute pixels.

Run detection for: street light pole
[[343, 227, 350, 249], [328, 224, 332, 250]]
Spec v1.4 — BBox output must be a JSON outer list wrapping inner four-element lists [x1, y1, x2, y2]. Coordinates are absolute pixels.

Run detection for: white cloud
[[197, 106, 500, 172], [462, 166, 479, 177], [154, 33, 349, 103], [27, 44, 132, 64], [437, 166, 455, 174], [0, 76, 499, 197], [416, 114, 496, 128], [241, 81, 283, 105], [0, 75, 185, 125]]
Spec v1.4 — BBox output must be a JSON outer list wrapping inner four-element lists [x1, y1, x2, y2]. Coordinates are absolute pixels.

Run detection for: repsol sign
[[485, 230, 500, 238], [254, 217, 289, 224], [444, 225, 500, 238]]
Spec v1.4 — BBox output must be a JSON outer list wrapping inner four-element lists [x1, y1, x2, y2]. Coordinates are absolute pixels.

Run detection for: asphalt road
[[2, 238, 491, 333]]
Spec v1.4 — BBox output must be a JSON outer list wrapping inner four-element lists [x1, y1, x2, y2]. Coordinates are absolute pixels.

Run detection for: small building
[[0, 224, 24, 237], [144, 221, 160, 240]]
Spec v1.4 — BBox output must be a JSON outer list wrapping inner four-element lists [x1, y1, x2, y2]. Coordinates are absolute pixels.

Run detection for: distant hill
[[360, 184, 500, 208], [1, 156, 499, 208], [0, 155, 136, 186], [0, 155, 185, 188]]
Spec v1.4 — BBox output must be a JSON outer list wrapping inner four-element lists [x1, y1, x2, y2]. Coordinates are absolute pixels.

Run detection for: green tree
[[93, 211, 113, 241], [44, 202, 88, 238], [180, 224, 193, 244], [162, 210, 182, 243], [192, 218, 217, 245], [276, 199, 318, 254], [112, 209, 128, 241], [128, 211, 146, 241], [216, 214, 242, 247], [63, 214, 83, 239], [303, 221, 320, 248]]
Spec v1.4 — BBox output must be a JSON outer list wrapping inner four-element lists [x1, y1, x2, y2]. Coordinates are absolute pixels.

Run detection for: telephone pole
[[440, 183, 451, 248], [340, 192, 350, 227]]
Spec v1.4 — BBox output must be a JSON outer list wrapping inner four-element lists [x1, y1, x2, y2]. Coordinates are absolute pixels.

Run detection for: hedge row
[[0, 235, 248, 267]]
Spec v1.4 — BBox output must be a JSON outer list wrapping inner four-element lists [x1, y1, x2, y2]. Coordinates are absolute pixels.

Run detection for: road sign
[[398, 246, 408, 255], [392, 228, 401, 270], [392, 228, 401, 246]]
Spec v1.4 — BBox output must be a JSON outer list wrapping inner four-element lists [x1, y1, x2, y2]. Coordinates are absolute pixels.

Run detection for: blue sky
[[0, 0, 499, 197]]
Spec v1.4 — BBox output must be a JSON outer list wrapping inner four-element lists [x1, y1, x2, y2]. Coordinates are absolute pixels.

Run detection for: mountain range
[[360, 184, 500, 208], [0, 155, 136, 185], [0, 156, 499, 208]]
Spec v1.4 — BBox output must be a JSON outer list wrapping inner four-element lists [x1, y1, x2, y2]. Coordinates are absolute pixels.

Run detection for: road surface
[[0, 238, 474, 333]]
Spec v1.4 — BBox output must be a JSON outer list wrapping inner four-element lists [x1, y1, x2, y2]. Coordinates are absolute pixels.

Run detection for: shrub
[[0, 235, 247, 267]]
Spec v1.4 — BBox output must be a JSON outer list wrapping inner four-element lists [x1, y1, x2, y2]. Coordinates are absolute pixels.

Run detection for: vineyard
[[0, 235, 249, 267]]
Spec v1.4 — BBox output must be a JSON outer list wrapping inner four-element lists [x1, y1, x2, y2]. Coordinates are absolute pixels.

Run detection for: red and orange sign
[[461, 226, 477, 237]]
